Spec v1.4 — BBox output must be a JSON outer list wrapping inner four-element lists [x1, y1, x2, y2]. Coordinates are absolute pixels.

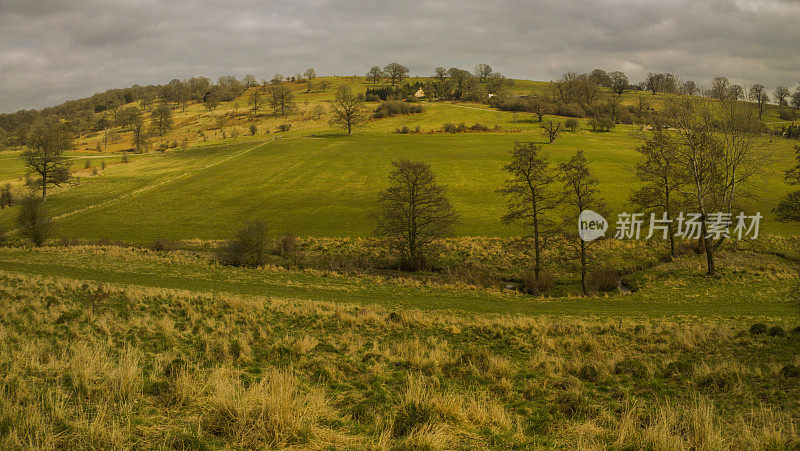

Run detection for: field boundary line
[[50, 139, 274, 222]]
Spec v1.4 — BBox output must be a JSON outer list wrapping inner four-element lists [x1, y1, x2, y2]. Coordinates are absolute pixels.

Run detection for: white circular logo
[[578, 210, 607, 241]]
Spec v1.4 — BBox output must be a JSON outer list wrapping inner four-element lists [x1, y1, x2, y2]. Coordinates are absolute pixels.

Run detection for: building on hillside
[[414, 88, 425, 98]]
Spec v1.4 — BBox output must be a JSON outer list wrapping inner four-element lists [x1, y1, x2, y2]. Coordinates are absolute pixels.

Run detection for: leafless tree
[[383, 63, 409, 85], [474, 63, 492, 82], [366, 66, 384, 84], [541, 120, 562, 143], [374, 160, 458, 271], [630, 127, 682, 257], [559, 151, 604, 295], [774, 86, 791, 106], [248, 91, 265, 115], [498, 142, 559, 286], [22, 120, 73, 200], [269, 84, 295, 116], [748, 84, 769, 119], [328, 86, 367, 135]]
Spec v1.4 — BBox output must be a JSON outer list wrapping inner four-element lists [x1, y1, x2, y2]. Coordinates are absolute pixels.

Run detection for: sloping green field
[[1, 78, 797, 243]]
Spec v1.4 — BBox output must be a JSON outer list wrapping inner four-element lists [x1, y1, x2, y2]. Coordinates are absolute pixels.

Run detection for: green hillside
[[1, 77, 797, 242]]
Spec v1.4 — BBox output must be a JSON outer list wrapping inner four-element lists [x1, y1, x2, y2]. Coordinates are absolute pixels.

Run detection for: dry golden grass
[[0, 269, 798, 449]]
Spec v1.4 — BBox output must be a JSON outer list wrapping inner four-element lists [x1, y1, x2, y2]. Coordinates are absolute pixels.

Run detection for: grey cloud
[[1, 0, 799, 113]]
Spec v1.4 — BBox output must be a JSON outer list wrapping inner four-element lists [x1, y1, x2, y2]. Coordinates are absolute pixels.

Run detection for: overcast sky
[[2, 0, 799, 113]]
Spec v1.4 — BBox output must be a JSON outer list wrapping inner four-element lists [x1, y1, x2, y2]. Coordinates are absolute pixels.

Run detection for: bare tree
[[366, 66, 384, 84], [328, 86, 367, 135], [474, 63, 492, 82], [630, 127, 681, 257], [609, 71, 628, 95], [541, 120, 562, 143], [248, 91, 265, 115], [269, 84, 295, 116], [21, 120, 72, 200], [662, 97, 768, 274], [131, 115, 150, 153], [434, 67, 447, 83], [774, 146, 800, 222], [792, 90, 800, 110], [559, 151, 604, 295], [748, 84, 769, 119], [498, 142, 558, 287], [774, 86, 791, 106], [383, 63, 409, 85], [151, 104, 173, 135], [374, 160, 458, 271]]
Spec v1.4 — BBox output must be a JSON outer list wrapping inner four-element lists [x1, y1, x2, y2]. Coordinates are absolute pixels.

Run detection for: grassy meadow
[[0, 77, 797, 240], [1, 76, 799, 449]]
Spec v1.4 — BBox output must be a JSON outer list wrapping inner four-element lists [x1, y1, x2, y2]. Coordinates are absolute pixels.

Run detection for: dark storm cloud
[[2, 0, 800, 112]]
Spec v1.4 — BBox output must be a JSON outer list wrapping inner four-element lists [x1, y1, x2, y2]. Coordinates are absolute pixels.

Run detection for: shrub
[[84, 159, 92, 169], [171, 140, 178, 148], [100, 161, 107, 170], [0, 183, 13, 208], [470, 123, 490, 131], [364, 93, 380, 102], [779, 109, 797, 121], [556, 103, 586, 118], [151, 239, 178, 251], [749, 323, 768, 335], [768, 326, 786, 337], [442, 123, 456, 133], [276, 233, 298, 261], [590, 268, 619, 292], [217, 220, 272, 267], [372, 101, 422, 119], [564, 118, 579, 131], [17, 195, 52, 247], [522, 270, 553, 295], [396, 125, 411, 134], [277, 123, 291, 132], [780, 364, 800, 378], [614, 359, 649, 379]]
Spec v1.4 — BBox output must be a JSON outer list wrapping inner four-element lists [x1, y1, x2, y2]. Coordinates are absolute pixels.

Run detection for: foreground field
[[1, 268, 799, 449]]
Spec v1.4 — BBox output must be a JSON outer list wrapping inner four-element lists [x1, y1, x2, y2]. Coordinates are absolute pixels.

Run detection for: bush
[[372, 101, 422, 119], [249, 124, 258, 135], [780, 364, 800, 378], [17, 195, 52, 247], [588, 116, 615, 132], [0, 183, 13, 208], [590, 268, 619, 292], [396, 126, 411, 134], [614, 359, 649, 379], [470, 123, 490, 131], [522, 270, 553, 295], [364, 93, 380, 102], [151, 239, 178, 251], [749, 323, 768, 335], [779, 109, 797, 121], [276, 123, 291, 132], [556, 103, 586, 118], [217, 220, 272, 267], [276, 233, 298, 262], [768, 326, 786, 337], [564, 118, 579, 131]]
